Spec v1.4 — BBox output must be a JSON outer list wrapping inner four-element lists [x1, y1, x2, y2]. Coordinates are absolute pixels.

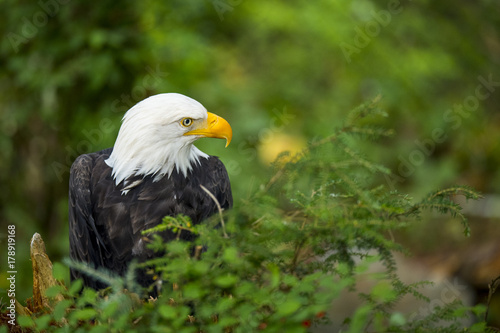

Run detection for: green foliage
[[1, 0, 499, 303], [9, 101, 492, 332]]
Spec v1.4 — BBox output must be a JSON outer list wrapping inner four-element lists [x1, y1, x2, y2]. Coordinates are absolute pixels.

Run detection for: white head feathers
[[105, 93, 209, 186]]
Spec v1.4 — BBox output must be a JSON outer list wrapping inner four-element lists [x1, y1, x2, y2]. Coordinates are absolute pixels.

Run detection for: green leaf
[[217, 316, 240, 327], [69, 279, 84, 296], [17, 315, 35, 328], [183, 282, 205, 299], [471, 303, 487, 316], [44, 284, 65, 298], [53, 299, 74, 322], [89, 326, 110, 333], [214, 274, 239, 288], [469, 322, 487, 333], [282, 274, 298, 287], [214, 296, 236, 313], [53, 262, 68, 281], [268, 263, 280, 289], [276, 299, 301, 317], [70, 308, 98, 321], [76, 288, 98, 306], [223, 247, 239, 264], [346, 304, 371, 333], [191, 261, 210, 275], [158, 304, 176, 320], [35, 315, 52, 330]]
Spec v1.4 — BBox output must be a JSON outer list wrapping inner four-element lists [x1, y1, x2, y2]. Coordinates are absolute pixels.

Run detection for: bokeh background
[[1, 0, 500, 325]]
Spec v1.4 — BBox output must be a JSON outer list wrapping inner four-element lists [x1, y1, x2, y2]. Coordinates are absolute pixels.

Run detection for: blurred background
[[1, 0, 499, 326]]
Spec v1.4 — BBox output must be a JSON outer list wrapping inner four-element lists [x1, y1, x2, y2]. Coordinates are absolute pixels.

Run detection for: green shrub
[[10, 100, 493, 332]]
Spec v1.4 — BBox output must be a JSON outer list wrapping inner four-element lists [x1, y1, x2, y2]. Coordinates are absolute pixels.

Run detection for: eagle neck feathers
[[105, 142, 208, 193]]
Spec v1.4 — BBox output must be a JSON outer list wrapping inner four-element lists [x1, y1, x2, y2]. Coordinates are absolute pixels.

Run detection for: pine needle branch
[[63, 258, 124, 289]]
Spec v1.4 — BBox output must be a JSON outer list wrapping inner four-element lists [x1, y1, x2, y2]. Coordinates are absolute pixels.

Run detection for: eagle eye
[[181, 118, 193, 127]]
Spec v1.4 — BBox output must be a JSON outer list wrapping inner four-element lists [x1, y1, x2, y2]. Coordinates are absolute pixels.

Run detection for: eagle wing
[[204, 156, 233, 211], [68, 152, 108, 288]]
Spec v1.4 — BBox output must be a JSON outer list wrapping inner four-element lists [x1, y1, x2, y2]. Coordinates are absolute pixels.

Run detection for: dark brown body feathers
[[69, 147, 232, 289]]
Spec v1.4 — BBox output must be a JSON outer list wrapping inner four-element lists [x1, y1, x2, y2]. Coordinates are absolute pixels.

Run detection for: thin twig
[[290, 238, 306, 274], [200, 184, 229, 238], [194, 245, 203, 260], [485, 275, 500, 323]]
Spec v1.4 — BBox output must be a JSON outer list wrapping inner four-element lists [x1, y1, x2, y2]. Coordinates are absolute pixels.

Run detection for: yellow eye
[[181, 118, 193, 127]]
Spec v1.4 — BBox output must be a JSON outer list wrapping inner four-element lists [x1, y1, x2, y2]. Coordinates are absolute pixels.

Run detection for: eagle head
[[105, 93, 232, 186]]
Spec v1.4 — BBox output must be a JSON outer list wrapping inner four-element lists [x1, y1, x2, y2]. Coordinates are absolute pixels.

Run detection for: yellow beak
[[184, 112, 232, 147]]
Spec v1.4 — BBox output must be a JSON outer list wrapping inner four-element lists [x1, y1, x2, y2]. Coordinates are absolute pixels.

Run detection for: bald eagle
[[69, 93, 233, 290]]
